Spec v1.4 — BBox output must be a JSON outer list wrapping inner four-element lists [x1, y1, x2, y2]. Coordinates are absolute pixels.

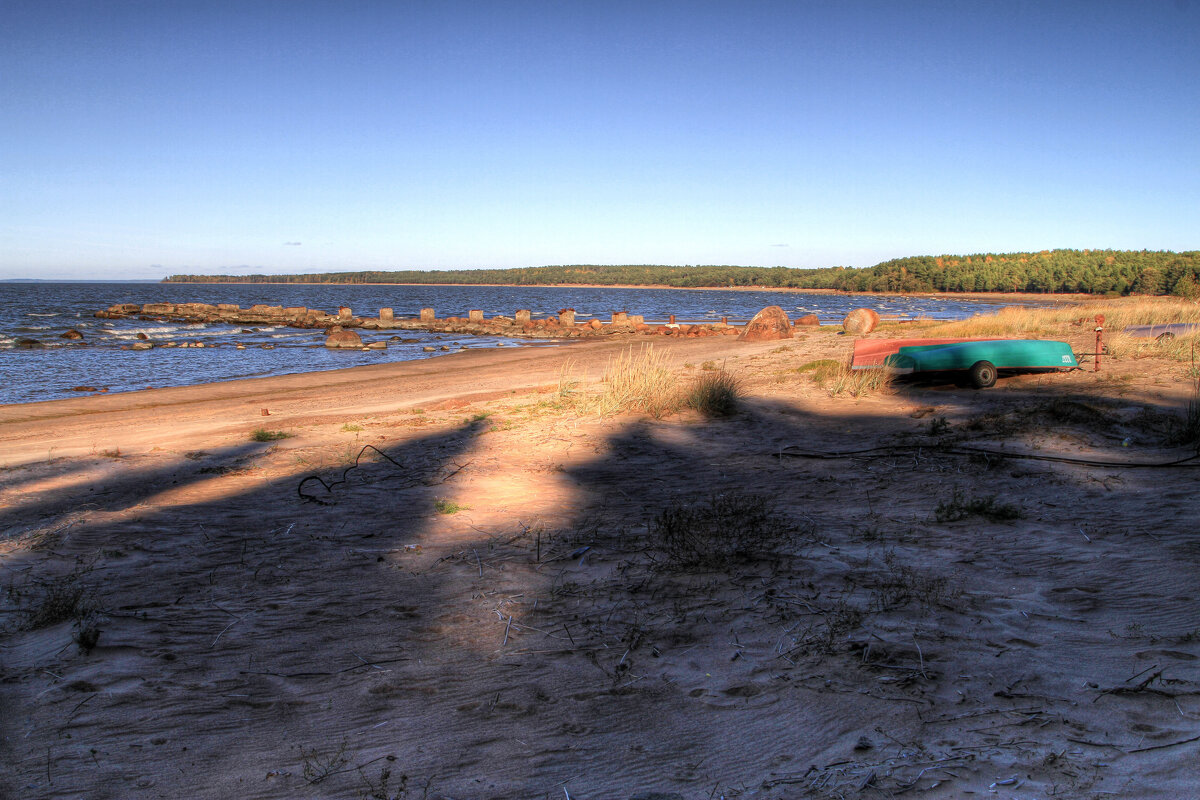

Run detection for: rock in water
[[795, 314, 820, 327], [60, 329, 85, 340], [324, 329, 364, 349], [842, 308, 880, 335], [737, 306, 793, 341]]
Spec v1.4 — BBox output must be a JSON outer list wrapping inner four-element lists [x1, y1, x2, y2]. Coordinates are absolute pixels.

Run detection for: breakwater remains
[[95, 302, 775, 348]]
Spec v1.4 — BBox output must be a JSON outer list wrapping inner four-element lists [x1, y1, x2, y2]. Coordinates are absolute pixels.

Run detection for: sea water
[[0, 282, 1024, 405]]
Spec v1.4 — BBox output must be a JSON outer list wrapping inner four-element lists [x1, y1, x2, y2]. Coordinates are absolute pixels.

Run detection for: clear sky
[[2, 0, 1197, 280]]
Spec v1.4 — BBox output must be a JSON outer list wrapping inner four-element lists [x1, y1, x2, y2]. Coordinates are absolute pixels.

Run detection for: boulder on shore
[[324, 329, 364, 349], [795, 314, 820, 327], [738, 306, 793, 341], [842, 308, 881, 335]]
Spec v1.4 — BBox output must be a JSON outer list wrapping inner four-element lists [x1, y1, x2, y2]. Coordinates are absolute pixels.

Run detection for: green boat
[[884, 339, 1078, 388]]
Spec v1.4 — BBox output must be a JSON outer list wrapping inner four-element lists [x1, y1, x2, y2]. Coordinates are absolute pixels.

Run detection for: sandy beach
[[2, 326, 1199, 799]]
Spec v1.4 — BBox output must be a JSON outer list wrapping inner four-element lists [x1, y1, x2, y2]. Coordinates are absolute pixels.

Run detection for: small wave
[[104, 325, 199, 339], [27, 312, 60, 317], [172, 328, 230, 339], [14, 325, 51, 331], [118, 325, 185, 335]]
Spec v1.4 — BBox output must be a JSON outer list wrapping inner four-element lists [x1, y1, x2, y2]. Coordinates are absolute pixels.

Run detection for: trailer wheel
[[968, 360, 997, 389], [1156, 331, 1176, 342]]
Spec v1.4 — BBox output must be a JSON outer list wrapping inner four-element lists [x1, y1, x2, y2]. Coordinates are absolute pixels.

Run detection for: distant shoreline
[[159, 281, 1089, 304]]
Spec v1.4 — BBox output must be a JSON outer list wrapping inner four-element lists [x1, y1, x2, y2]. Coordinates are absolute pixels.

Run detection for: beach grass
[[923, 297, 1200, 336], [595, 345, 680, 419], [684, 368, 742, 417]]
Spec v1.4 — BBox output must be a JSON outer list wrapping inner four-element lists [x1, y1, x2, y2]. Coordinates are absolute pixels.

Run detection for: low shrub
[[434, 498, 469, 515], [649, 492, 809, 569], [934, 489, 1020, 522]]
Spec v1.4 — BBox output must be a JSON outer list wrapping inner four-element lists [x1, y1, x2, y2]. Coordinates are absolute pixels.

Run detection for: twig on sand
[[1093, 668, 1166, 702], [913, 635, 928, 679], [1124, 663, 1159, 684], [352, 651, 385, 671], [68, 693, 95, 721], [1129, 733, 1200, 753], [211, 615, 245, 648], [502, 615, 513, 646]]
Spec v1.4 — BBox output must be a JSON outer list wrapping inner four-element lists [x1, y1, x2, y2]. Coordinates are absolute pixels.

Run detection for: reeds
[[926, 297, 1200, 339]]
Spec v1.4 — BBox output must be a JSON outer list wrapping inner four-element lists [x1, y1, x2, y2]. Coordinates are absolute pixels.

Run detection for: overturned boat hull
[[885, 339, 1077, 372]]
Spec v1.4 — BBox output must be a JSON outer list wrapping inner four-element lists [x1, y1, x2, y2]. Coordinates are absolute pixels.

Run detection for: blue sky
[[2, 0, 1197, 280]]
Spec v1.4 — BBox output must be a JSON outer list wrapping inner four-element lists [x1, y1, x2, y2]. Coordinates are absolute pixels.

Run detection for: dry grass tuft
[[825, 363, 893, 397], [556, 357, 579, 405], [595, 345, 680, 418], [1170, 345, 1200, 450], [796, 359, 891, 397], [685, 368, 742, 417]]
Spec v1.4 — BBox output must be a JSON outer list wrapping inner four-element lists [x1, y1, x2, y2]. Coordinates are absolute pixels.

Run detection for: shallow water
[[0, 282, 1024, 405]]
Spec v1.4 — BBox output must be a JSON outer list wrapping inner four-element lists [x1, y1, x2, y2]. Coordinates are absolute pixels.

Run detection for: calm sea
[[0, 282, 1021, 405]]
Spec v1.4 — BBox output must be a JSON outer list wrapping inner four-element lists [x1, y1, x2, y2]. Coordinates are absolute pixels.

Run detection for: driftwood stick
[[1129, 733, 1200, 753]]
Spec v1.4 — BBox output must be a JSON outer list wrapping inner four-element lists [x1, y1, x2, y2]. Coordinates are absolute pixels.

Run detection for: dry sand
[[2, 330, 1199, 799]]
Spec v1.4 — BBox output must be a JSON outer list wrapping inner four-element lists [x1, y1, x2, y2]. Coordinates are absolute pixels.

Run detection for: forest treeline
[[163, 249, 1200, 296]]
